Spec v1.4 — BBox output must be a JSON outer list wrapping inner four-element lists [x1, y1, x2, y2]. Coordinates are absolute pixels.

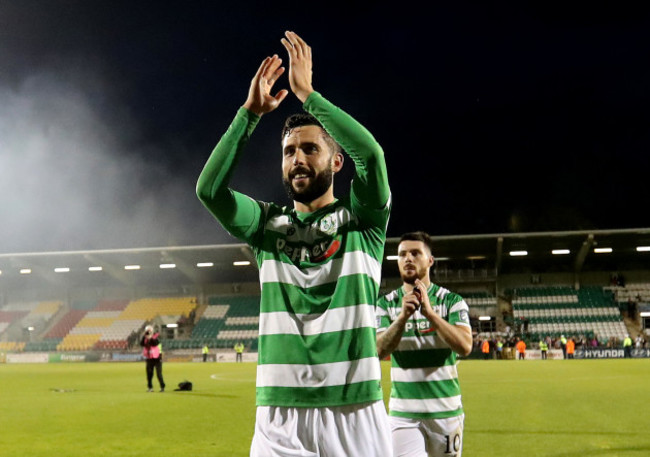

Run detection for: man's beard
[[400, 267, 422, 285], [283, 165, 334, 204]]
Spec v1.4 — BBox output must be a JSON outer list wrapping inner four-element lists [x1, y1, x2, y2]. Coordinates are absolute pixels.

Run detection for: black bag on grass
[[175, 380, 192, 391]]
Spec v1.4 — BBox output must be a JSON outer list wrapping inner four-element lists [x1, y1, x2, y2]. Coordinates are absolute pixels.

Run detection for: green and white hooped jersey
[[197, 92, 391, 408], [250, 196, 389, 407], [376, 284, 471, 419]]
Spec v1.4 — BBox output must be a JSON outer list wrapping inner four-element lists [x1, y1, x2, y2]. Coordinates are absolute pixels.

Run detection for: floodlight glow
[[197, 262, 214, 267], [466, 256, 485, 260], [636, 246, 650, 252], [27, 326, 35, 331], [478, 316, 491, 321], [640, 312, 650, 317], [386, 255, 398, 261], [54, 267, 70, 273], [20, 269, 31, 274], [159, 263, 176, 269], [124, 265, 141, 270], [552, 249, 570, 255], [88, 266, 103, 272], [594, 248, 612, 254], [233, 261, 251, 266], [509, 250, 528, 257], [166, 323, 179, 328]]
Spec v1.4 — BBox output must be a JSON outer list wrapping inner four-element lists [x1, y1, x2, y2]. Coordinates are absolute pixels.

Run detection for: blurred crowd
[[473, 332, 648, 360]]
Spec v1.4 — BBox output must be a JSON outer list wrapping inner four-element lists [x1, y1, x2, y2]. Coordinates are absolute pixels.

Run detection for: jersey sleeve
[[303, 92, 391, 229], [375, 294, 393, 333], [447, 296, 471, 328], [196, 107, 265, 243]]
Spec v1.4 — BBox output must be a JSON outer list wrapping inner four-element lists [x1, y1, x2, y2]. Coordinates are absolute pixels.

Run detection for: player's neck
[[293, 187, 336, 213]]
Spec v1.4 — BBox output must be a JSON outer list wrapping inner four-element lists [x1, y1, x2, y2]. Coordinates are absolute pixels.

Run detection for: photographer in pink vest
[[140, 325, 165, 392]]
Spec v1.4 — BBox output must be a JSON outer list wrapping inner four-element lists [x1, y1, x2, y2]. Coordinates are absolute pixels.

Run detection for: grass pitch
[[0, 359, 648, 456]]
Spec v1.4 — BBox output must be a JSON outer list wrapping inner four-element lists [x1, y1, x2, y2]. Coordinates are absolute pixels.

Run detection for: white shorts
[[390, 414, 464, 457], [250, 401, 391, 457]]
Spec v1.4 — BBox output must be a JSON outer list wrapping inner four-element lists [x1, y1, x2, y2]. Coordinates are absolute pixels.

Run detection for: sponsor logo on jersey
[[275, 235, 342, 263]]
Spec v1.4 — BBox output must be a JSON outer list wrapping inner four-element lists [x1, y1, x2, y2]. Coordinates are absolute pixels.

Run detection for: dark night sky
[[0, 2, 649, 253]]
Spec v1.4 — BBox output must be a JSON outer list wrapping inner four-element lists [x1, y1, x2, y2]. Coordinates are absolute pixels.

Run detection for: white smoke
[[0, 63, 214, 253]]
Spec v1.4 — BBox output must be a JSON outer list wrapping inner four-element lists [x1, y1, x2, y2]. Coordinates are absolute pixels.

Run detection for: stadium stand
[[607, 282, 650, 306], [166, 297, 260, 350], [0, 310, 28, 337], [0, 301, 63, 343], [463, 291, 498, 316], [0, 341, 25, 351], [510, 286, 627, 341], [52, 296, 196, 351], [213, 296, 259, 347], [44, 309, 87, 339], [119, 296, 196, 321]]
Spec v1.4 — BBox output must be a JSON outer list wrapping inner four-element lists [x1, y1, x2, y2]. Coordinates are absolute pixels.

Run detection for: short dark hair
[[281, 113, 342, 155], [400, 231, 434, 254]]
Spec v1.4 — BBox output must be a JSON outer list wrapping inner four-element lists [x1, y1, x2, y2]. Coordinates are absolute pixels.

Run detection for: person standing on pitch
[[234, 341, 244, 362], [516, 338, 526, 360], [197, 31, 392, 456], [539, 337, 548, 360], [376, 231, 472, 457], [140, 325, 165, 392]]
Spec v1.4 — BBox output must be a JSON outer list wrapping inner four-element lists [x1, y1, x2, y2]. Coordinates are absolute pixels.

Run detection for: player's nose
[[292, 149, 307, 164]]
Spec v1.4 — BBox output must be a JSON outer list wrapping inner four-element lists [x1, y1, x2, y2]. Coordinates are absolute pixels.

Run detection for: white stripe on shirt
[[257, 356, 381, 388], [389, 395, 462, 414], [391, 364, 458, 383], [259, 304, 376, 336]]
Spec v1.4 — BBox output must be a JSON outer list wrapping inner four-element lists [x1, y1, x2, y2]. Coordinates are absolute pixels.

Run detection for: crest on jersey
[[319, 214, 338, 236]]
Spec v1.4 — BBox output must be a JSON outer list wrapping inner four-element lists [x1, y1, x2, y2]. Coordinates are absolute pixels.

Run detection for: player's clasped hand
[[401, 291, 420, 318]]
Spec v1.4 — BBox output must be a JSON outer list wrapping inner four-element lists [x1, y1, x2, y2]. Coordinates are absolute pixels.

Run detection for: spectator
[[560, 335, 567, 359], [545, 335, 553, 351], [635, 333, 644, 349], [481, 339, 490, 360], [627, 299, 636, 320], [506, 337, 516, 360]]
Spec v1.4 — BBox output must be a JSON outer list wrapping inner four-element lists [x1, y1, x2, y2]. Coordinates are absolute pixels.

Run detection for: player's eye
[[303, 144, 318, 154]]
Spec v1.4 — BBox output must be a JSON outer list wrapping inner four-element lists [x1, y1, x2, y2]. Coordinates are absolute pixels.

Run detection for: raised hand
[[281, 31, 314, 103], [243, 54, 289, 116]]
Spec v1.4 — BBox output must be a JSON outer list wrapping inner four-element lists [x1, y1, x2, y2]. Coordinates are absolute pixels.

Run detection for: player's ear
[[428, 254, 434, 268], [332, 152, 344, 173]]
